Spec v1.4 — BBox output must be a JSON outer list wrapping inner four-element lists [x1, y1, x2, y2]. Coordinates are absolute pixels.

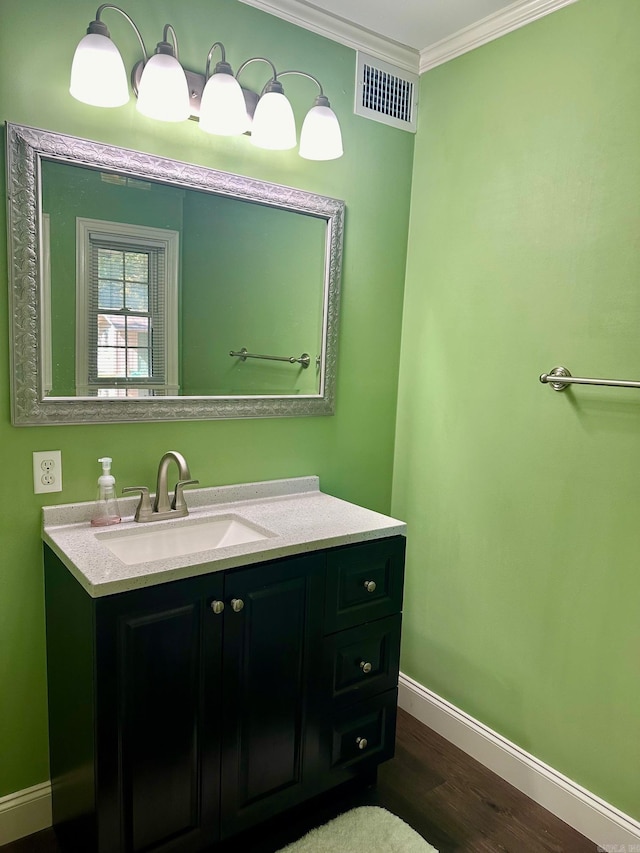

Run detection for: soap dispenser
[[91, 457, 121, 527]]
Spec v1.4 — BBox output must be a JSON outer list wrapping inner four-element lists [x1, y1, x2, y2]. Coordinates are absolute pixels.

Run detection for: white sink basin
[[97, 515, 274, 565]]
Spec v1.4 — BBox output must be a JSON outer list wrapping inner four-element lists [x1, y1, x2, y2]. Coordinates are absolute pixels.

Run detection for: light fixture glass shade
[[70, 33, 129, 107], [136, 52, 190, 122], [199, 71, 249, 136], [299, 101, 343, 160], [250, 90, 296, 150]]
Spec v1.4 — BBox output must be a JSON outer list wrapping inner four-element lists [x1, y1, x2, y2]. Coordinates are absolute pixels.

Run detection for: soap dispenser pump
[[91, 457, 121, 527]]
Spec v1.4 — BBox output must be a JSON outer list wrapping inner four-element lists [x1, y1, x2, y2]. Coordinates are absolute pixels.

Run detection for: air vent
[[355, 52, 418, 133]]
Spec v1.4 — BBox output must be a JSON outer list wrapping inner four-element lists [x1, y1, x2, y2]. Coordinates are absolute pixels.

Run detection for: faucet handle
[[172, 479, 199, 511], [122, 486, 153, 522]]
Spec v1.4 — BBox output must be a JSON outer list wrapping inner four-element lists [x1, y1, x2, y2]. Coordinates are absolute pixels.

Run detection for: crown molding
[[239, 0, 579, 77], [237, 0, 420, 74], [419, 0, 580, 73]]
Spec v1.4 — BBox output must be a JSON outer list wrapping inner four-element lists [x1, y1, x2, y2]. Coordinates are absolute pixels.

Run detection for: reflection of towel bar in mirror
[[540, 365, 640, 391], [230, 348, 311, 368]]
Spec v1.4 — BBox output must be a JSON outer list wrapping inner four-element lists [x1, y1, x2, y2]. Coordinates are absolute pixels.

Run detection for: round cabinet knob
[[230, 598, 244, 613], [359, 661, 372, 674], [356, 736, 368, 750], [364, 580, 376, 593], [210, 600, 225, 615]]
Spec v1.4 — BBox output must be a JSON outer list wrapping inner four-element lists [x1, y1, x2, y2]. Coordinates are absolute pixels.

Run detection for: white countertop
[[42, 477, 406, 598]]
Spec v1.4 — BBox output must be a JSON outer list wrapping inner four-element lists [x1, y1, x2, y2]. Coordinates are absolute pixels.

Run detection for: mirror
[[6, 123, 344, 425]]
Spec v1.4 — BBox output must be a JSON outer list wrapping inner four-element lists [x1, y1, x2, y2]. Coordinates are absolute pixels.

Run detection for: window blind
[[87, 237, 167, 393]]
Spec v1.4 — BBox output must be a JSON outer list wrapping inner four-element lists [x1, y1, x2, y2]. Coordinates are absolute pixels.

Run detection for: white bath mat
[[277, 806, 438, 853]]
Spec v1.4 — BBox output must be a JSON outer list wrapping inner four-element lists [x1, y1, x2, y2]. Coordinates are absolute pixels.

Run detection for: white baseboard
[[0, 781, 52, 846], [399, 673, 640, 850]]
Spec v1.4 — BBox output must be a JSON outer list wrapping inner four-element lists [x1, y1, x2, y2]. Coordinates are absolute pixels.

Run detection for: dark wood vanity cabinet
[[44, 535, 405, 853]]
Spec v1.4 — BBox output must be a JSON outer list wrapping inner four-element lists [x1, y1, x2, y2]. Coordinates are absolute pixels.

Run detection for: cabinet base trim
[[398, 673, 640, 849], [0, 781, 52, 846]]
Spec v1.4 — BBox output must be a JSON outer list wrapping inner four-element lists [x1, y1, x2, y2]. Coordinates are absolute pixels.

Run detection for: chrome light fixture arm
[[91, 4, 149, 63], [277, 69, 334, 110], [155, 23, 181, 61], [205, 41, 231, 78], [277, 69, 324, 94], [235, 56, 281, 109], [236, 56, 280, 88]]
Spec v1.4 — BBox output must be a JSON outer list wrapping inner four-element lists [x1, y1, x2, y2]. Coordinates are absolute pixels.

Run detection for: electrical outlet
[[33, 450, 62, 494]]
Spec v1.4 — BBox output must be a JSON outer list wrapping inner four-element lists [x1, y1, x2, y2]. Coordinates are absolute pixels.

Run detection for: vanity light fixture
[[199, 43, 249, 136], [69, 4, 343, 160], [236, 58, 297, 151], [135, 25, 190, 122], [282, 71, 344, 160]]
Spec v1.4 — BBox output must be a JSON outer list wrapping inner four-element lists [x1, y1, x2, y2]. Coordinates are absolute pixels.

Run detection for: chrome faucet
[[123, 451, 199, 523]]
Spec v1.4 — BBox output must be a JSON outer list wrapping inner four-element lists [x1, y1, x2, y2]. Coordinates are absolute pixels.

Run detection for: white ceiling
[[278, 0, 518, 52], [239, 0, 579, 73]]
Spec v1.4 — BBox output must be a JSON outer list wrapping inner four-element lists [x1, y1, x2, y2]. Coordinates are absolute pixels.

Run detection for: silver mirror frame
[[6, 122, 344, 425]]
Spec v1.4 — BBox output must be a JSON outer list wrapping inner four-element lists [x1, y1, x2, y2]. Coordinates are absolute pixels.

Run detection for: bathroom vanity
[[43, 477, 405, 852]]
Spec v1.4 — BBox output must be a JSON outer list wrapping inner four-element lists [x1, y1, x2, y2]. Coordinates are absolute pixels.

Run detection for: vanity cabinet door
[[96, 574, 224, 853], [218, 554, 325, 840]]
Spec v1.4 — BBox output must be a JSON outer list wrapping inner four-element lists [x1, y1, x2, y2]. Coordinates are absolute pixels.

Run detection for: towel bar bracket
[[539, 365, 572, 391]]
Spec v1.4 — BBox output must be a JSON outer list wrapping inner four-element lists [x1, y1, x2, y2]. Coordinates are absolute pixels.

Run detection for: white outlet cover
[[33, 450, 62, 494]]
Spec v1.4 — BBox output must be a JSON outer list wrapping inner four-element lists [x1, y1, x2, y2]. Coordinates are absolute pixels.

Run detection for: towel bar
[[230, 348, 310, 368], [540, 365, 640, 391]]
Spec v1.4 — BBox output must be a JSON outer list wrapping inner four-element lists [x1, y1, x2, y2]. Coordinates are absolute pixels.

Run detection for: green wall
[[42, 160, 185, 395], [181, 194, 325, 395], [393, 0, 640, 821], [0, 0, 413, 797]]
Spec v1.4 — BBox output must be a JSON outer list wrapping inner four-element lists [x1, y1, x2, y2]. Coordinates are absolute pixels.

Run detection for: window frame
[[75, 218, 179, 397]]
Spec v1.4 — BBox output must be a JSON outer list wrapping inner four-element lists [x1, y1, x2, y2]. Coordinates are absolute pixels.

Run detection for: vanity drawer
[[323, 615, 401, 707], [327, 689, 397, 771], [324, 537, 405, 633]]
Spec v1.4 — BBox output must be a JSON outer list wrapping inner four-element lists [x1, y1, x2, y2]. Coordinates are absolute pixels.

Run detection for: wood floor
[[1, 708, 597, 853]]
